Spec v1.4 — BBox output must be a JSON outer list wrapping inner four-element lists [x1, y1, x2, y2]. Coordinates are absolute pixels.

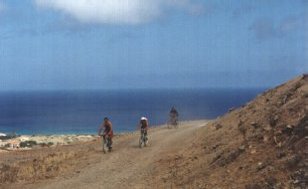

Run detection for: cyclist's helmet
[[140, 117, 147, 121]]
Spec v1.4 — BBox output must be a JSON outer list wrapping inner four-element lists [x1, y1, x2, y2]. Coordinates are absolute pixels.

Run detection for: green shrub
[[19, 140, 38, 148]]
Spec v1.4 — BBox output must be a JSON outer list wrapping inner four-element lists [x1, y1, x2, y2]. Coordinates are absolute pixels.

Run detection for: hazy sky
[[0, 0, 307, 90]]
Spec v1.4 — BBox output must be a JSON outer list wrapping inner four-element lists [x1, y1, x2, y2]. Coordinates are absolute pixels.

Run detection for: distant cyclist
[[138, 117, 149, 147], [168, 106, 179, 128], [98, 117, 114, 152]]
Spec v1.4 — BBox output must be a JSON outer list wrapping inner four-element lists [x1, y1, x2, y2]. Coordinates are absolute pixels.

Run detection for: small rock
[[286, 155, 301, 168], [238, 145, 246, 152], [293, 180, 300, 184], [250, 149, 257, 154], [281, 125, 294, 135], [211, 154, 222, 164], [286, 124, 294, 129], [215, 124, 223, 130], [263, 135, 269, 142], [217, 149, 243, 167], [264, 124, 272, 131], [251, 122, 259, 128], [238, 123, 247, 136], [276, 151, 286, 159], [211, 143, 220, 150], [253, 130, 263, 140], [269, 115, 279, 127], [264, 177, 279, 188], [257, 162, 266, 171]]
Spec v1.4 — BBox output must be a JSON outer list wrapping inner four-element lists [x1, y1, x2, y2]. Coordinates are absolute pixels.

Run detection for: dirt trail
[[16, 121, 207, 189]]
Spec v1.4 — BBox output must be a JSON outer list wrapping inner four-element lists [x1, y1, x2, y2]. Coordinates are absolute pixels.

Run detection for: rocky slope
[[149, 74, 307, 188]]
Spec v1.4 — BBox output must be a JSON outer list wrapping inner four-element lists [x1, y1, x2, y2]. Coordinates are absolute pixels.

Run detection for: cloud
[[279, 13, 308, 34], [232, 4, 256, 18], [250, 14, 306, 41], [249, 18, 277, 40], [279, 16, 301, 33], [0, 2, 6, 13], [35, 0, 204, 25]]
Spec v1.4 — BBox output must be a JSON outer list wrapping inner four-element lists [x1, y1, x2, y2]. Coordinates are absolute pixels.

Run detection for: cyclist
[[138, 117, 149, 145], [98, 117, 113, 152], [169, 106, 179, 126]]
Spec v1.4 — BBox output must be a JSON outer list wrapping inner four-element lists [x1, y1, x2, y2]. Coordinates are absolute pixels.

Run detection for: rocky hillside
[[151, 74, 307, 188]]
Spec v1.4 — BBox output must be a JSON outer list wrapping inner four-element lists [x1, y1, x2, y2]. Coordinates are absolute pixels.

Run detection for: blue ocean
[[0, 89, 264, 135]]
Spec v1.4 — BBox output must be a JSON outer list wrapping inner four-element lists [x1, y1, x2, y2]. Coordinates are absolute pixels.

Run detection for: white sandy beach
[[0, 134, 97, 151]]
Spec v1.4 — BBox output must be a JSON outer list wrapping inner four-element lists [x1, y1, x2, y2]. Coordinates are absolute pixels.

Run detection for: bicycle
[[100, 134, 112, 153], [139, 128, 148, 148], [167, 116, 179, 129]]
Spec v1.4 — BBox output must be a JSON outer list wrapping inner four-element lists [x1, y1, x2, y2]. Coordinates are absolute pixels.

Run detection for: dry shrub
[[0, 151, 79, 183]]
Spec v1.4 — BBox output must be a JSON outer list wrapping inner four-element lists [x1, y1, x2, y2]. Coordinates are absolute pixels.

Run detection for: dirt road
[[12, 121, 207, 189]]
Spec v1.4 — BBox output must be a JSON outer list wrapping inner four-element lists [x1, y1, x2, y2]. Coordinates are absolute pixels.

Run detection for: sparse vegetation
[[0, 141, 98, 184], [19, 140, 38, 148]]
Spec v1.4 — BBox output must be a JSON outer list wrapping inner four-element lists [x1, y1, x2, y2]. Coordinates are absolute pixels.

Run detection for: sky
[[0, 0, 307, 91]]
